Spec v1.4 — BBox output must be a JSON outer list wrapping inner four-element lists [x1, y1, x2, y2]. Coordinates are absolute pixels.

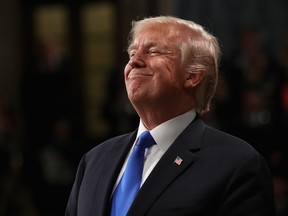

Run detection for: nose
[[128, 52, 146, 68]]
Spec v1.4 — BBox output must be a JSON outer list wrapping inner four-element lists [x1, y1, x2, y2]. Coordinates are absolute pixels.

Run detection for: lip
[[128, 71, 153, 78]]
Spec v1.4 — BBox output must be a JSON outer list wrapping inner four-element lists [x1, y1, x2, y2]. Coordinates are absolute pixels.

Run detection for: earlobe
[[184, 71, 204, 88]]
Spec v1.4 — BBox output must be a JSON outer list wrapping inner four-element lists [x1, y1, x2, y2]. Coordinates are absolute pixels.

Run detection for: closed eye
[[149, 48, 161, 56], [128, 50, 136, 58]]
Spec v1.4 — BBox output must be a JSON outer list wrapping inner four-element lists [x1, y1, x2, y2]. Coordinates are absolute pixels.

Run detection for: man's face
[[124, 24, 187, 107]]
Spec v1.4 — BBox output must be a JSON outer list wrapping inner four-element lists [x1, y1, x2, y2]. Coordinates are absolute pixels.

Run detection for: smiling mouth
[[128, 73, 152, 78]]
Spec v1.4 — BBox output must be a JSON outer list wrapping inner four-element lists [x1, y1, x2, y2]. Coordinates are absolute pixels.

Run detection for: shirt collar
[[137, 109, 196, 153]]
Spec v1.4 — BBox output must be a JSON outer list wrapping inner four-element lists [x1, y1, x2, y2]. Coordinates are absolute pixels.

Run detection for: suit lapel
[[92, 131, 137, 215], [128, 118, 206, 216]]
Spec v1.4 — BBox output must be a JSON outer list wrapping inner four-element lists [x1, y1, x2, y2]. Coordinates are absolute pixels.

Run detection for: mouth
[[128, 70, 153, 79], [128, 73, 152, 78]]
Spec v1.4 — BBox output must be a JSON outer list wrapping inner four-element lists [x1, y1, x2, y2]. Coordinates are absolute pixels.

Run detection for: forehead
[[131, 23, 180, 47]]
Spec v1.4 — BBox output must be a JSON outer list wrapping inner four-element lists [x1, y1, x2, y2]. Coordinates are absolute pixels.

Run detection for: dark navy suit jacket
[[65, 117, 275, 216]]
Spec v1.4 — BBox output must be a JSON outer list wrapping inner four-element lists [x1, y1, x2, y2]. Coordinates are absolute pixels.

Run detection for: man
[[65, 16, 275, 216]]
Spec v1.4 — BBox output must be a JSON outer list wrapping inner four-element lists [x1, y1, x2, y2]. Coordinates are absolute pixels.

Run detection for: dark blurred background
[[0, 0, 288, 215]]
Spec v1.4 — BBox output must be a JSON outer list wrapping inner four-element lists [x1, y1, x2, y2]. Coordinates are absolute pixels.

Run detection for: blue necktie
[[111, 131, 155, 216]]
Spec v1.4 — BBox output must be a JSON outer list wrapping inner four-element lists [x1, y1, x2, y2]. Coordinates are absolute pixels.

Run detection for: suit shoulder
[[86, 131, 135, 156], [203, 125, 261, 158]]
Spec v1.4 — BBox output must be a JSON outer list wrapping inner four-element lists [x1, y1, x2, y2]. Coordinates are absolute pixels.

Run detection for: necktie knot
[[136, 131, 155, 149]]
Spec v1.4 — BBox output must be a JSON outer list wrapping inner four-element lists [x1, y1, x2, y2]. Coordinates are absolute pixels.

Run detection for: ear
[[184, 70, 205, 88]]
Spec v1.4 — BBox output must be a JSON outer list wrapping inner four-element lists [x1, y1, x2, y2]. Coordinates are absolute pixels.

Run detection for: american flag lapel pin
[[174, 156, 183, 166]]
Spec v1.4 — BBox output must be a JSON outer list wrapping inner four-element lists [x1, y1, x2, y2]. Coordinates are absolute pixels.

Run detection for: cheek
[[156, 59, 182, 85], [151, 57, 174, 74]]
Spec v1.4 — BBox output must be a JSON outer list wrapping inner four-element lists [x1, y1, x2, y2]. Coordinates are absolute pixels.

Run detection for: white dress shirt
[[113, 109, 196, 192]]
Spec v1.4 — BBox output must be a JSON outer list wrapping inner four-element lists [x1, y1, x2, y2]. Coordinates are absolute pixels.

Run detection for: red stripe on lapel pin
[[174, 156, 183, 165]]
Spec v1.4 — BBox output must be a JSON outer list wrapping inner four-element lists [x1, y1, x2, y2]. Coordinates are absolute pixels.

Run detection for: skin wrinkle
[[124, 23, 197, 130]]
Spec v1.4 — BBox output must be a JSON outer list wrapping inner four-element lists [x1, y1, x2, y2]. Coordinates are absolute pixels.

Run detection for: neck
[[134, 105, 194, 130]]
